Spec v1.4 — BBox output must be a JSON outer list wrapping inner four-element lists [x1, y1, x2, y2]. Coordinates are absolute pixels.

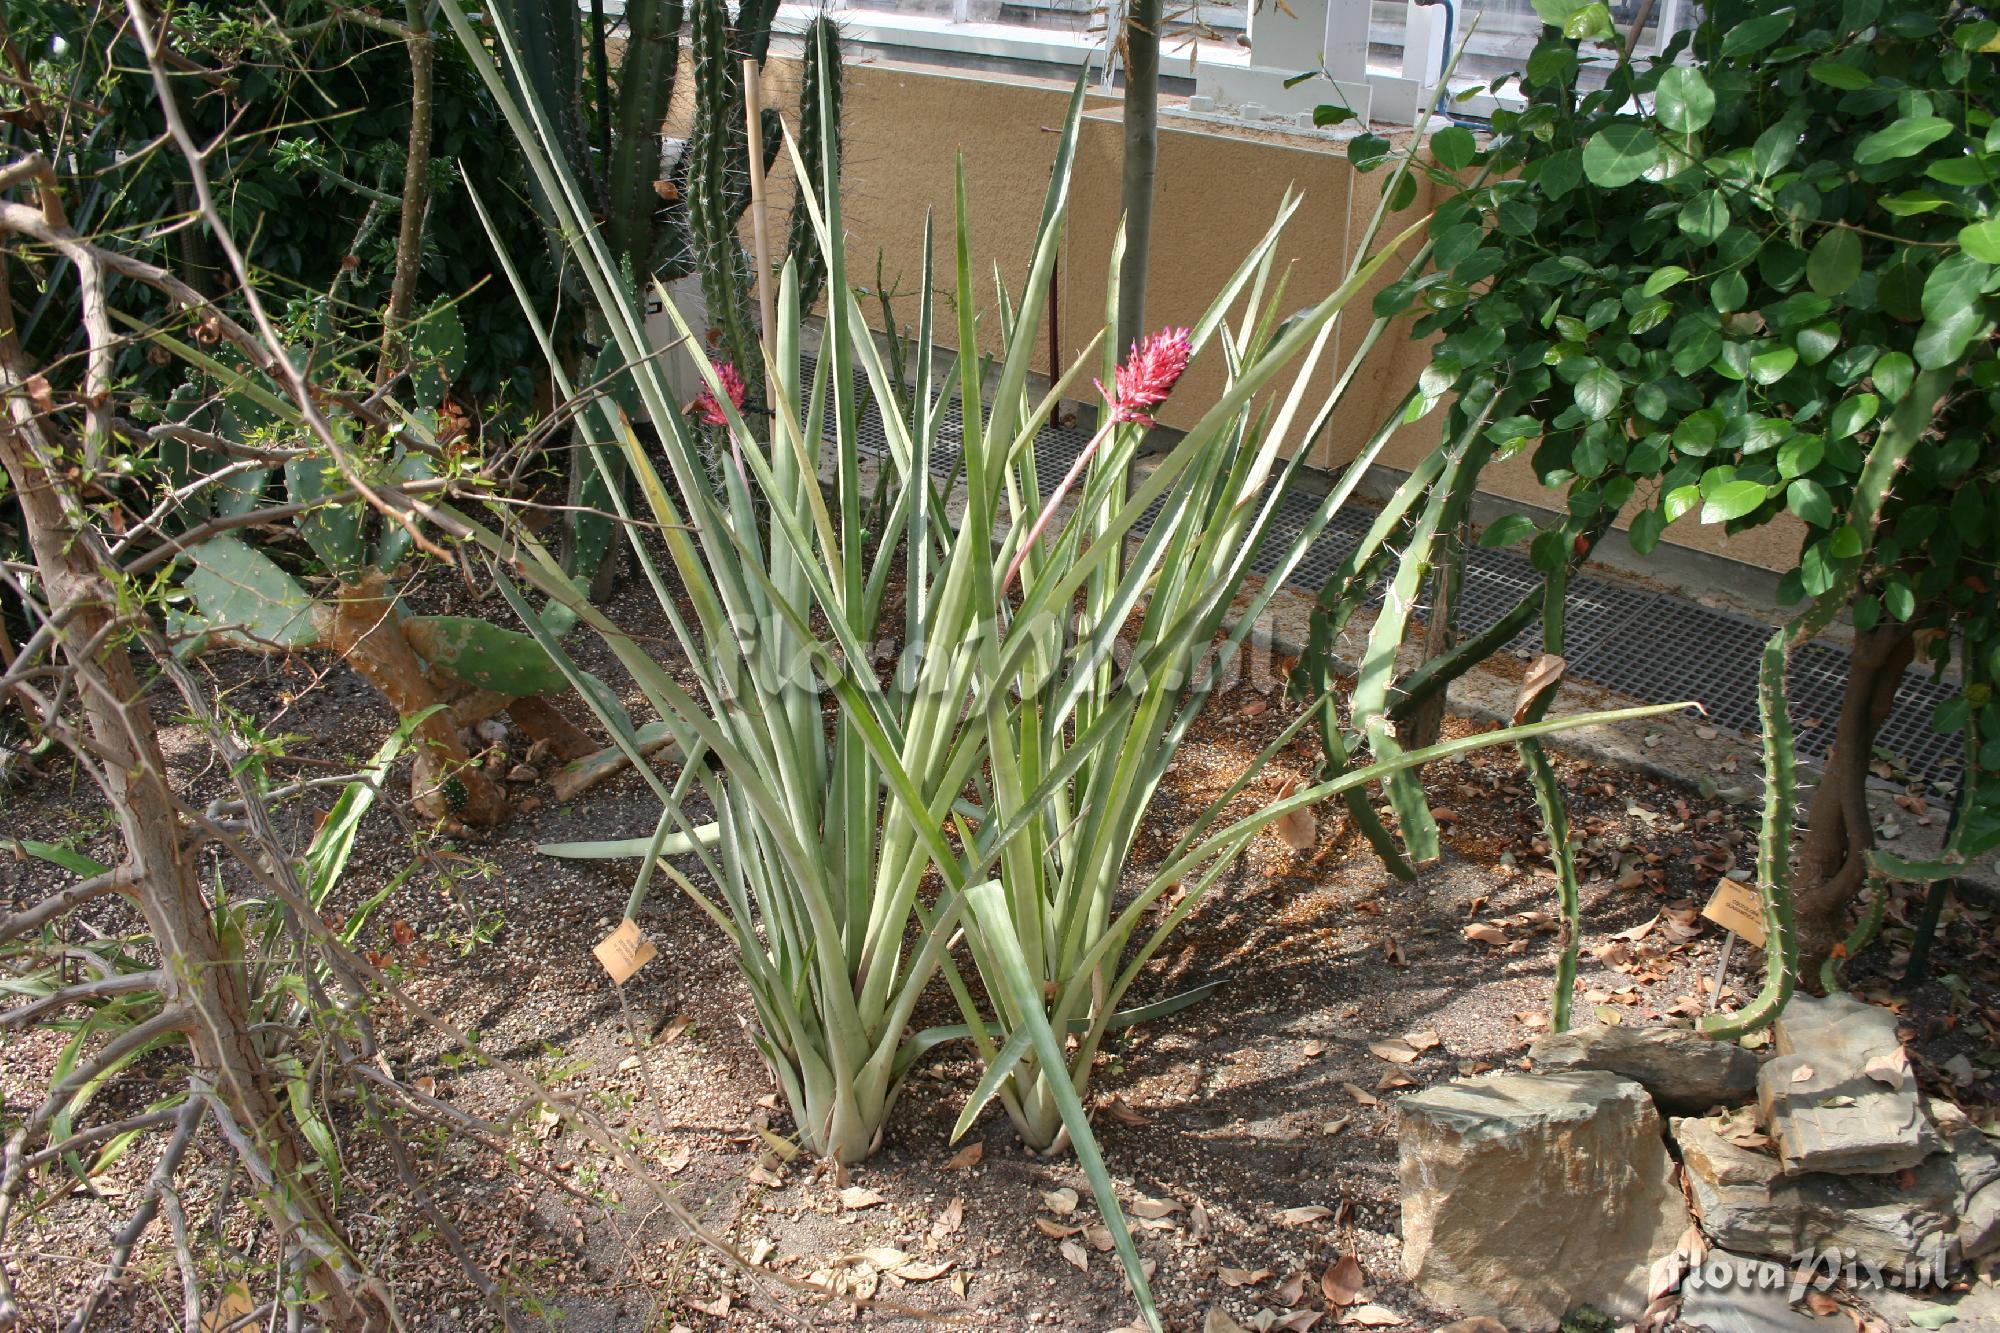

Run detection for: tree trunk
[[379, 1, 435, 378], [1792, 621, 1917, 981], [0, 420, 381, 1328]]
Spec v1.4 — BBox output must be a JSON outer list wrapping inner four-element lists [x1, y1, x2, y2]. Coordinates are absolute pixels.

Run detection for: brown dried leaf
[[1463, 922, 1509, 946], [1219, 1267, 1273, 1288], [838, 1246, 911, 1270], [838, 1186, 885, 1210], [929, 1196, 964, 1243], [1368, 1039, 1420, 1064], [1206, 1310, 1251, 1333], [1060, 1239, 1089, 1272], [1863, 1048, 1910, 1089], [1276, 1272, 1307, 1306], [1341, 1304, 1408, 1327], [1042, 1187, 1080, 1216], [1322, 1251, 1365, 1307], [1102, 1095, 1150, 1125], [945, 1141, 984, 1170], [1130, 1196, 1182, 1219], [1403, 1028, 1441, 1052], [1275, 1204, 1332, 1227], [1512, 653, 1569, 725], [1790, 1063, 1816, 1084], [1274, 779, 1317, 852], [893, 1259, 954, 1282], [1034, 1217, 1081, 1239], [1342, 1082, 1380, 1106]]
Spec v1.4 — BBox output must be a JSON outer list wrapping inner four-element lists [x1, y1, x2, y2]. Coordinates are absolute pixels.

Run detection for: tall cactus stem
[[789, 17, 843, 314], [1700, 630, 1800, 1039]]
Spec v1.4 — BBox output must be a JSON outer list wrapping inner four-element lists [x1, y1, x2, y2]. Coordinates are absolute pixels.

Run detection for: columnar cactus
[[685, 0, 765, 390], [680, 2, 843, 403], [787, 17, 842, 317]]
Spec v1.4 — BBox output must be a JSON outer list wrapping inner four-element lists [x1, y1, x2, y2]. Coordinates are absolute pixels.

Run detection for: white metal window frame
[[600, 0, 1681, 130]]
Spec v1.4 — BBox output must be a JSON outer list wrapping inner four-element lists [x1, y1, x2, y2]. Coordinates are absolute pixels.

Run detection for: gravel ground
[[4, 560, 1996, 1332]]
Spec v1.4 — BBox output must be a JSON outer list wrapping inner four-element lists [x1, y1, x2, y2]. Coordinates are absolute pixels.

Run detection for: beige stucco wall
[[741, 57, 1803, 574]]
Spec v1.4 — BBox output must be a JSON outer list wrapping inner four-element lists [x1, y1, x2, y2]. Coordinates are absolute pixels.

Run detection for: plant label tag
[[1701, 881, 1767, 948], [593, 917, 656, 985]]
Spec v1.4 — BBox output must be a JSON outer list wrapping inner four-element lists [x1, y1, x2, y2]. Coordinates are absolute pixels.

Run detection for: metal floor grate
[[794, 355, 1965, 785]]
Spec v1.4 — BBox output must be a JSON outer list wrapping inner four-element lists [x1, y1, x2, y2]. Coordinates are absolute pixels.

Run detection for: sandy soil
[[5, 561, 1996, 1332]]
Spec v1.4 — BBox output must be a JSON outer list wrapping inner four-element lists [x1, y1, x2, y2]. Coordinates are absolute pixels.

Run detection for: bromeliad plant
[[444, 7, 1686, 1321]]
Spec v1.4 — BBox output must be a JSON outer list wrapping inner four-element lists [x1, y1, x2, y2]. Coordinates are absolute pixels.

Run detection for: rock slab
[[1399, 1070, 1691, 1331], [1760, 992, 1936, 1175], [1674, 1102, 2000, 1272], [1531, 1021, 1761, 1114]]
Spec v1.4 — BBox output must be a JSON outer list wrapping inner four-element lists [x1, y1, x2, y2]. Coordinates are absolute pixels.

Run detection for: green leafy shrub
[[1321, 0, 1999, 1020]]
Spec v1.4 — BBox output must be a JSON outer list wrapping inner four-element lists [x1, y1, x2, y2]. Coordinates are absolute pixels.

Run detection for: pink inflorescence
[[686, 361, 747, 426], [1096, 326, 1192, 426]]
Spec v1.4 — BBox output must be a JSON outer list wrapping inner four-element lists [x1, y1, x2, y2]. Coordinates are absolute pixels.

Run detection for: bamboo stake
[[742, 58, 776, 351]]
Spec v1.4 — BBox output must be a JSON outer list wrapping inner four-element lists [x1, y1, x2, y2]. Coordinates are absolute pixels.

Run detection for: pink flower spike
[[686, 361, 748, 426], [1096, 326, 1192, 426]]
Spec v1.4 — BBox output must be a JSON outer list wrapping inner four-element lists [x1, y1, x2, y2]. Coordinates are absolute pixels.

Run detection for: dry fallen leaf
[[1863, 1048, 1911, 1089], [1512, 653, 1569, 725], [1130, 1196, 1182, 1219], [1302, 1040, 1325, 1059], [1042, 1187, 1080, 1217], [1219, 1267, 1273, 1288], [1463, 922, 1509, 946], [838, 1186, 885, 1210], [1368, 1039, 1420, 1064], [838, 1246, 911, 1270], [945, 1141, 984, 1170], [1403, 1028, 1441, 1052], [1274, 1204, 1332, 1227], [930, 1196, 964, 1243], [1343, 1082, 1380, 1106], [1791, 1063, 1816, 1084], [1060, 1239, 1089, 1272], [1375, 1069, 1416, 1090], [1274, 779, 1317, 852], [1034, 1217, 1081, 1239], [893, 1259, 953, 1282], [1276, 1272, 1308, 1306], [1102, 1095, 1150, 1125], [1322, 1251, 1365, 1307], [1341, 1304, 1408, 1327], [1206, 1309, 1251, 1333]]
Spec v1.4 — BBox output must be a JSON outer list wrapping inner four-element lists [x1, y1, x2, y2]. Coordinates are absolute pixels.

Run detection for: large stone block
[[1673, 1102, 2000, 1273], [1398, 1071, 1691, 1331], [1760, 993, 1937, 1175], [1531, 1021, 1761, 1114]]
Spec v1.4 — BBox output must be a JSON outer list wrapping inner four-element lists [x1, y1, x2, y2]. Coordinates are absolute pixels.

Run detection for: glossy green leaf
[[1805, 228, 1863, 296], [1582, 123, 1660, 187], [1654, 67, 1715, 133]]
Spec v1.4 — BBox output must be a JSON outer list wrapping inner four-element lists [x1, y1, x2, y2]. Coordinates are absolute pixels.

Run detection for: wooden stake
[[742, 58, 776, 355]]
